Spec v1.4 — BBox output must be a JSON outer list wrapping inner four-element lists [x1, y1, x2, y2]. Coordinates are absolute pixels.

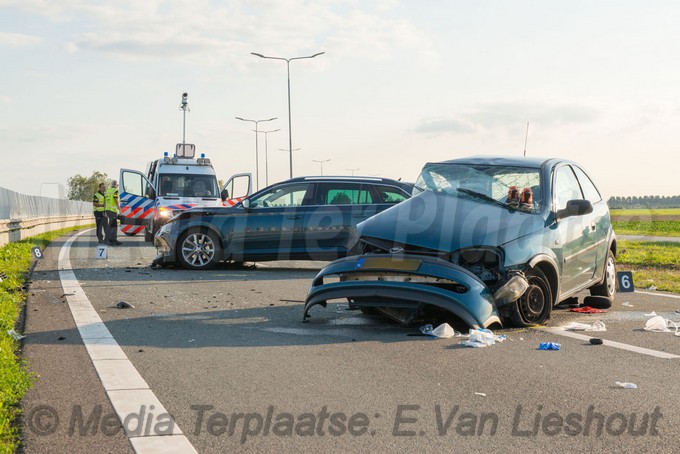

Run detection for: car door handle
[[287, 215, 302, 220], [352, 214, 368, 219]]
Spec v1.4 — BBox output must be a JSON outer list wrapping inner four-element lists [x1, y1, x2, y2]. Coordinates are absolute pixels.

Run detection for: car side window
[[572, 166, 602, 203], [374, 185, 408, 203], [249, 183, 310, 208], [554, 166, 584, 211], [317, 183, 373, 205]]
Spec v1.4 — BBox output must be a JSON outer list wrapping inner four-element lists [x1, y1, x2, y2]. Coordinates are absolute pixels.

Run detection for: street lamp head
[[310, 52, 325, 58], [251, 52, 266, 58]]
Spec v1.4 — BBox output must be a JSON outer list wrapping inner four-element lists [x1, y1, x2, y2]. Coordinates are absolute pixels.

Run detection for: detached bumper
[[303, 254, 502, 329]]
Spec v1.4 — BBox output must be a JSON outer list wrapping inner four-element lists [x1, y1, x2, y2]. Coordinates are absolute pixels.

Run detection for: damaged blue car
[[303, 156, 617, 328]]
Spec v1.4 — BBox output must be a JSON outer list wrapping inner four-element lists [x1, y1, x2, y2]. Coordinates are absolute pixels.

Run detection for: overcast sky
[[2, 0, 679, 198]]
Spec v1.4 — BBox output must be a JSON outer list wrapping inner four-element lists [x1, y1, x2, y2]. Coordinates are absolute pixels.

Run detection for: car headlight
[[159, 207, 173, 218]]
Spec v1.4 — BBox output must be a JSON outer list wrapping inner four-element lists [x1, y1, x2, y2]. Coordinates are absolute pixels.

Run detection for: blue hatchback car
[[303, 156, 617, 328]]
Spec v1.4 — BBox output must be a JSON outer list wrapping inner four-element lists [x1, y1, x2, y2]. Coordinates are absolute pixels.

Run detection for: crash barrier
[[0, 186, 93, 247]]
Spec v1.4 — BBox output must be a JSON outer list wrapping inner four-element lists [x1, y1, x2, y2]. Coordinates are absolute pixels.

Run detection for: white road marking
[[635, 290, 680, 300], [544, 328, 680, 359], [58, 229, 197, 453]]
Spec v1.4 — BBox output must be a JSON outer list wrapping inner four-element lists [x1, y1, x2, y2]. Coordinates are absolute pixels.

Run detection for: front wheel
[[509, 268, 553, 327], [589, 250, 617, 300], [177, 229, 221, 270]]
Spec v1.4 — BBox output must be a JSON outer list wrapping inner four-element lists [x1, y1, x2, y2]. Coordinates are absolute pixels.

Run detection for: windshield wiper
[[456, 188, 514, 210]]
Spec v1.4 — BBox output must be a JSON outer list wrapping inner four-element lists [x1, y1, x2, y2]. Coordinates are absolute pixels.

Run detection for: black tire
[[123, 231, 137, 237], [583, 295, 612, 309], [509, 267, 553, 327], [177, 229, 221, 270], [589, 249, 617, 300]]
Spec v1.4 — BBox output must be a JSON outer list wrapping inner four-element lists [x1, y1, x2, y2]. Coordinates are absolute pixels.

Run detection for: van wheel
[[177, 229, 221, 270], [509, 268, 552, 326], [589, 250, 617, 300]]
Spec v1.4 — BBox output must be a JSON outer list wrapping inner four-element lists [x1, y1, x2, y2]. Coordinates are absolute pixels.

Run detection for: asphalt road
[[22, 229, 680, 453]]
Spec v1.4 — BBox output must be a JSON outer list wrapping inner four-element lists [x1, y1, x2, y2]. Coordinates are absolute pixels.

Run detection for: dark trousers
[[104, 211, 118, 243], [94, 212, 105, 242]]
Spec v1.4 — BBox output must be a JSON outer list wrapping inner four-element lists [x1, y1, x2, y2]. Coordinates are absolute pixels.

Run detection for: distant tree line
[[607, 195, 680, 209]]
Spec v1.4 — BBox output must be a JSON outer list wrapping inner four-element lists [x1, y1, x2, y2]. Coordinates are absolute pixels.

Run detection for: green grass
[[617, 240, 680, 293], [610, 208, 680, 216], [611, 221, 680, 237], [0, 225, 92, 453]]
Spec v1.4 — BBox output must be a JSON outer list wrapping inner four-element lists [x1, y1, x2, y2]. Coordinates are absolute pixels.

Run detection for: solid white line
[[544, 327, 680, 359], [635, 290, 680, 300], [58, 229, 197, 453]]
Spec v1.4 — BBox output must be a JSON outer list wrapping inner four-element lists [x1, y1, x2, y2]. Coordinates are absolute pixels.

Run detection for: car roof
[[283, 175, 413, 187], [432, 155, 556, 169]]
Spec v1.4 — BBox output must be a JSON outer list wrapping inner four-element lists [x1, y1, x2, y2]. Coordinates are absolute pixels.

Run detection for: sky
[[1, 0, 679, 199]]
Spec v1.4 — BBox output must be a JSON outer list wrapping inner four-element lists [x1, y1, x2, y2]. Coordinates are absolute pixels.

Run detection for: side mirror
[[147, 187, 156, 200], [220, 189, 229, 202], [241, 199, 251, 210], [557, 199, 593, 220]]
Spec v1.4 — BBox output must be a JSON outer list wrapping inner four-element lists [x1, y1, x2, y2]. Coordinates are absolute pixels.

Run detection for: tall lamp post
[[255, 128, 280, 187], [235, 116, 277, 190], [312, 159, 331, 176], [251, 51, 325, 179], [346, 168, 359, 176]]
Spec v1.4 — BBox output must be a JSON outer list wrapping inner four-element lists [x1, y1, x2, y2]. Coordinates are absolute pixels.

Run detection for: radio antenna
[[523, 122, 529, 156]]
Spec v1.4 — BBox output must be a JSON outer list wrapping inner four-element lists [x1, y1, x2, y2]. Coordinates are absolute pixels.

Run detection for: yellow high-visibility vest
[[105, 187, 119, 213], [93, 192, 105, 212]]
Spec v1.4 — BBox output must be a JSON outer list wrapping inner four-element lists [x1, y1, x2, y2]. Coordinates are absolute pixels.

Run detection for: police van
[[119, 143, 251, 242]]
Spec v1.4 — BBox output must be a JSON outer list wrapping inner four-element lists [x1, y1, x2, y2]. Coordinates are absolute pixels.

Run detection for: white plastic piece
[[615, 382, 638, 389], [7, 329, 25, 341]]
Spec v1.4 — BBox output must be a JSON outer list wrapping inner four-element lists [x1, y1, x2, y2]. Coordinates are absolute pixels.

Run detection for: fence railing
[[0, 186, 93, 246]]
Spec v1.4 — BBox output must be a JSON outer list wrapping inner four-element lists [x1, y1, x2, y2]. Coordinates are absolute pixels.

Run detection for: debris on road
[[643, 315, 680, 336], [538, 342, 561, 350], [590, 338, 604, 345], [569, 306, 607, 314], [622, 302, 634, 307], [615, 382, 638, 389], [116, 301, 135, 309], [7, 330, 25, 341], [419, 323, 463, 339], [647, 285, 657, 291], [461, 328, 506, 348], [561, 321, 606, 332], [474, 392, 487, 397]]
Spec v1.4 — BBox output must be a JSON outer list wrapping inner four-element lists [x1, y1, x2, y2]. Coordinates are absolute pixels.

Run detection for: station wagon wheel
[[510, 268, 552, 327], [177, 229, 220, 270], [589, 250, 617, 300]]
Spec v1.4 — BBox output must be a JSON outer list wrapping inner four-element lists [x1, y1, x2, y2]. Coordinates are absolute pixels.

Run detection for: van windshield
[[158, 174, 219, 198]]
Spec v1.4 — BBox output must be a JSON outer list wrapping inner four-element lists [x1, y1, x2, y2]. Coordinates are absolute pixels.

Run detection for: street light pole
[[346, 168, 359, 176], [251, 51, 325, 179], [312, 159, 331, 176], [255, 129, 280, 187], [235, 116, 276, 191]]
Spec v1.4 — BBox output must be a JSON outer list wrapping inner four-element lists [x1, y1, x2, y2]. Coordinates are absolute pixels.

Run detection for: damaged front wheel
[[509, 268, 552, 327]]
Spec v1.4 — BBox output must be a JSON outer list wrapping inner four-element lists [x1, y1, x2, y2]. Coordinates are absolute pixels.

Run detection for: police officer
[[92, 182, 107, 244], [104, 180, 123, 246]]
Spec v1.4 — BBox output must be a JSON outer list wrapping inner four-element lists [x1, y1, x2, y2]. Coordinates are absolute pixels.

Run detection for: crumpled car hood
[[356, 190, 548, 252]]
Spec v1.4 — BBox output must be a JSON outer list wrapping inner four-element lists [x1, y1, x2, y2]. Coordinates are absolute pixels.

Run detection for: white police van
[[119, 143, 251, 242]]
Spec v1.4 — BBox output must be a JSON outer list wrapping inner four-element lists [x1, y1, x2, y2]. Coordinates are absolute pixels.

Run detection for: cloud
[[0, 95, 11, 105], [414, 101, 600, 135], [3, 0, 437, 67], [0, 31, 42, 47]]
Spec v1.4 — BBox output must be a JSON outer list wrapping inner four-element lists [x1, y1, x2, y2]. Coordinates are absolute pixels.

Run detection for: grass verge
[[617, 240, 680, 293], [0, 225, 92, 453], [612, 221, 680, 237]]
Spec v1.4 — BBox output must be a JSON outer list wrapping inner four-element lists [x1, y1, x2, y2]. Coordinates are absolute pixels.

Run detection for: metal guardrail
[[0, 187, 93, 247]]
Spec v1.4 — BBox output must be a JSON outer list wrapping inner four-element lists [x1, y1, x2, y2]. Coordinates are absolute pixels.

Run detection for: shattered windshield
[[415, 163, 543, 212]]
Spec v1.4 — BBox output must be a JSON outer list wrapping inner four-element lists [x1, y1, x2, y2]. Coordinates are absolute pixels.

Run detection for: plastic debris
[[644, 311, 657, 317], [461, 328, 506, 348], [615, 382, 638, 389], [538, 342, 561, 350], [419, 323, 464, 339], [648, 285, 657, 291], [562, 321, 606, 332], [7, 330, 25, 341], [590, 338, 604, 345], [116, 301, 135, 309], [569, 306, 607, 313], [622, 302, 634, 307], [643, 316, 680, 336], [474, 392, 487, 397]]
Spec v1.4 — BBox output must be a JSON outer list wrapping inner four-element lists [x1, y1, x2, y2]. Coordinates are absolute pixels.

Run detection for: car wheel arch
[[176, 225, 226, 265], [527, 255, 559, 305]]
